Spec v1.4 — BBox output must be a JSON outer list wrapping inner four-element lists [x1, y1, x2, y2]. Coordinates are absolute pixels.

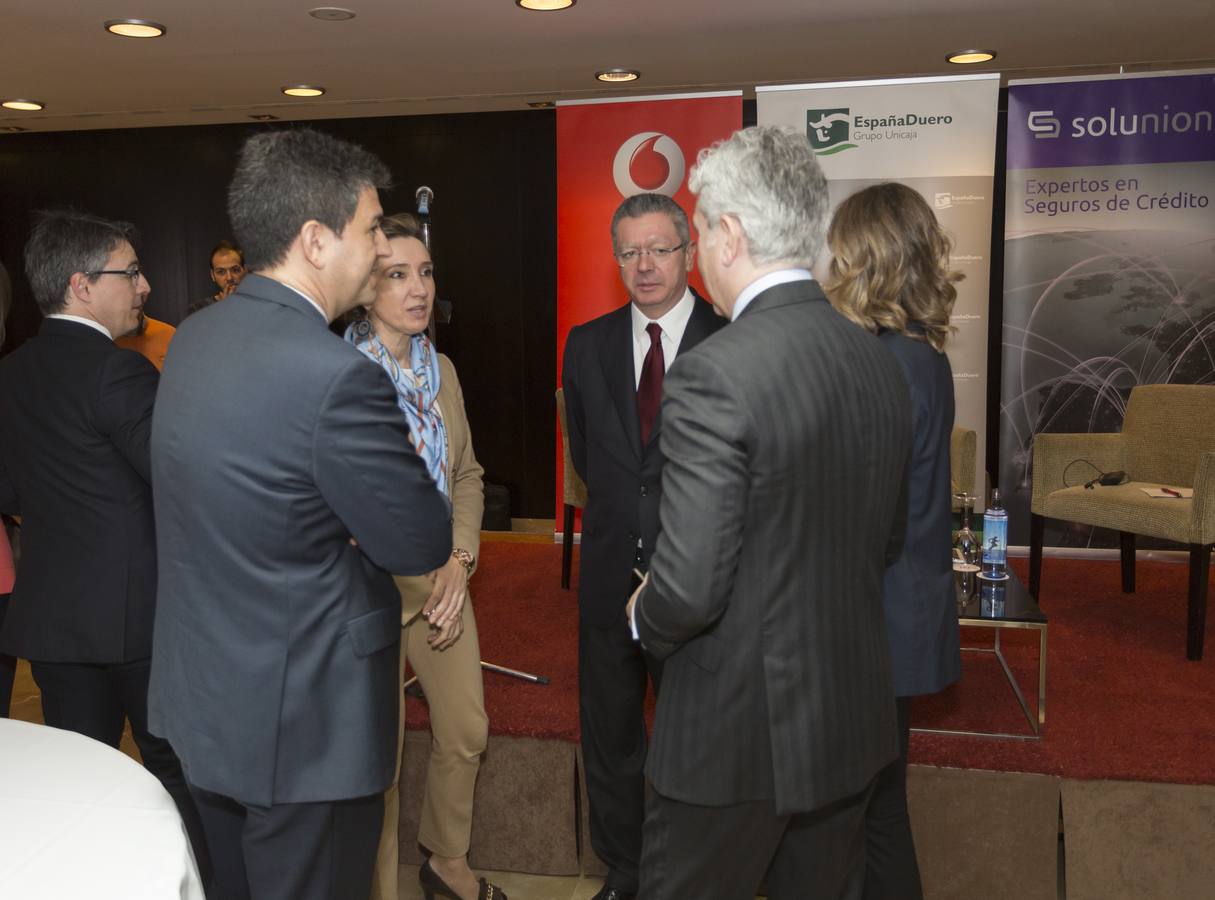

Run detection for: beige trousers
[[370, 599, 489, 900]]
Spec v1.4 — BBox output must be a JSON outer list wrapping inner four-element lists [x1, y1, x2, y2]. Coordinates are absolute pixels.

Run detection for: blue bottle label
[[982, 513, 1007, 569]]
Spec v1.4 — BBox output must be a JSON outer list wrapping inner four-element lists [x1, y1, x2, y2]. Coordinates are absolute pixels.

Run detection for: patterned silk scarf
[[345, 319, 449, 497]]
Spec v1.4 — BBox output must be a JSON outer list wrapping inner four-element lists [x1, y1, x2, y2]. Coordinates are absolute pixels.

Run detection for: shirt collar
[[630, 287, 694, 341], [731, 269, 813, 321], [46, 313, 113, 340], [280, 283, 329, 322]]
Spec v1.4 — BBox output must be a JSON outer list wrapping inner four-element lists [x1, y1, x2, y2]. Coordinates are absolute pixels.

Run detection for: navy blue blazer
[[879, 328, 961, 697]]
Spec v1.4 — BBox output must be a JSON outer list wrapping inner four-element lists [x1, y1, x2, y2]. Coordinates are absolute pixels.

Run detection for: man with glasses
[[187, 239, 245, 316], [561, 192, 725, 900], [0, 209, 207, 872]]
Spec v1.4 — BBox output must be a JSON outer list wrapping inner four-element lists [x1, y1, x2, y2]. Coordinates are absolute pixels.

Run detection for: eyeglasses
[[86, 266, 145, 283], [614, 243, 687, 267]]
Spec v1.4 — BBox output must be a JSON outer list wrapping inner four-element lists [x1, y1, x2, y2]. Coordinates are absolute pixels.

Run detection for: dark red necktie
[[637, 322, 665, 447]]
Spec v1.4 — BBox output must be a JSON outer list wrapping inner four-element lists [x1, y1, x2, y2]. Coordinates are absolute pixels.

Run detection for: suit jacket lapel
[[598, 305, 643, 462], [675, 288, 722, 357]]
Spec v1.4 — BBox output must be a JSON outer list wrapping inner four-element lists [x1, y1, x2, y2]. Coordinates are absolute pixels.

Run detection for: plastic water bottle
[[982, 489, 1008, 579]]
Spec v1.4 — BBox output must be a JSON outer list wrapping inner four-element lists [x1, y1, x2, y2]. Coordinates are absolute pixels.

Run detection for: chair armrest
[[1030, 432, 1124, 513], [1189, 451, 1215, 545]]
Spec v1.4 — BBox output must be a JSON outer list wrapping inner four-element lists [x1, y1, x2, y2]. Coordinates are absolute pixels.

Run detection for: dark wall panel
[[0, 111, 557, 517]]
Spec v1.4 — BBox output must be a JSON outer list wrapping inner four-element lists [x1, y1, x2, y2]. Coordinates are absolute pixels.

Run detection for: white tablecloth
[[0, 718, 204, 899]]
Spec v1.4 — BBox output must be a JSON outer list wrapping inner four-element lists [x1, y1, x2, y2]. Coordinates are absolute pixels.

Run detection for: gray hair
[[610, 193, 690, 254], [227, 129, 391, 272], [23, 209, 138, 315], [688, 125, 829, 268]]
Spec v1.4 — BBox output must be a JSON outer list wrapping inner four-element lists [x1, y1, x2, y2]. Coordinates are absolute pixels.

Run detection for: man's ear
[[67, 272, 92, 304], [718, 214, 745, 268], [298, 220, 330, 269]]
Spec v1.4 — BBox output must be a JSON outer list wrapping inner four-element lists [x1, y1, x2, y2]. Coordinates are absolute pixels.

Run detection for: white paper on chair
[[1140, 487, 1193, 499]]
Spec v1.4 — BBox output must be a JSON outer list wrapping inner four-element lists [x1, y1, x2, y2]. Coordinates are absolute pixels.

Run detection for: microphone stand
[[403, 185, 549, 697]]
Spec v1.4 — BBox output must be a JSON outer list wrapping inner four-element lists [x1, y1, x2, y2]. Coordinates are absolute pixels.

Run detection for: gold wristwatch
[[451, 548, 475, 574]]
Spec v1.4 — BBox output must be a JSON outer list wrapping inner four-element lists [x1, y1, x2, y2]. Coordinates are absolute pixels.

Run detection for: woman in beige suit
[[346, 214, 502, 900]]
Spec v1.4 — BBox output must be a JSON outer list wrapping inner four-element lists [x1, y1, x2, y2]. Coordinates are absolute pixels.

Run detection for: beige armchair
[[555, 389, 587, 590], [1029, 384, 1215, 660]]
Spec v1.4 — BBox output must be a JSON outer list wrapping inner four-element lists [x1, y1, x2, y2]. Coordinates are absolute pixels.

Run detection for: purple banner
[[1008, 72, 1215, 170]]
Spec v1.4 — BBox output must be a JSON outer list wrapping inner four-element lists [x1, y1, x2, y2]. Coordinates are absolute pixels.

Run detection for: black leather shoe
[[419, 859, 508, 900], [590, 888, 636, 900]]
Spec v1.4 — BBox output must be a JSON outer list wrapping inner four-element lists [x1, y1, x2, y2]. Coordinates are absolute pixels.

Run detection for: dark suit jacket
[[561, 291, 725, 626], [0, 318, 159, 663], [879, 329, 961, 697], [635, 280, 911, 815], [147, 274, 452, 807]]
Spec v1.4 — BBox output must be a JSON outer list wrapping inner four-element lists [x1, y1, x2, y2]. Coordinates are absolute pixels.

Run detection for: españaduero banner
[[1000, 70, 1215, 546], [554, 92, 742, 524], [756, 74, 1000, 488]]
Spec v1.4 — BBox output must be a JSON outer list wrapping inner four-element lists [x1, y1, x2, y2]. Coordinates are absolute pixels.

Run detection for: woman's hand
[[422, 556, 468, 650]]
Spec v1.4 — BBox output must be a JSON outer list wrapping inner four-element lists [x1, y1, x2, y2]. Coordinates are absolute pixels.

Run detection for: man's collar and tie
[[731, 268, 814, 321], [630, 288, 695, 446]]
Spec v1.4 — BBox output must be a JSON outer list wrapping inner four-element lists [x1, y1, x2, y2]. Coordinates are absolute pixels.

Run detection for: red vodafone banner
[[555, 91, 742, 523]]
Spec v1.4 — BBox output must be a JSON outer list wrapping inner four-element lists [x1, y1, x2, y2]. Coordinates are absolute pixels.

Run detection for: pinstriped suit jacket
[[635, 279, 912, 815]]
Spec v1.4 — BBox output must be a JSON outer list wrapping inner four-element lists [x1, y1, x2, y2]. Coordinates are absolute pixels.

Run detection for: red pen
[[1161, 487, 1182, 497]]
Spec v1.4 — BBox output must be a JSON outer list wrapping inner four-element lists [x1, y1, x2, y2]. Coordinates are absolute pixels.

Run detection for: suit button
[[639, 485, 648, 496]]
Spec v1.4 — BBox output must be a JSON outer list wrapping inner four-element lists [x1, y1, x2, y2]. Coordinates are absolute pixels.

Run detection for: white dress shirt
[[282, 283, 329, 322], [46, 313, 113, 340], [731, 268, 814, 321], [630, 288, 695, 386]]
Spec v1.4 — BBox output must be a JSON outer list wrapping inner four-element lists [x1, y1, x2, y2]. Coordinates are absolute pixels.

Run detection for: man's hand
[[626, 572, 648, 627], [423, 556, 469, 650]]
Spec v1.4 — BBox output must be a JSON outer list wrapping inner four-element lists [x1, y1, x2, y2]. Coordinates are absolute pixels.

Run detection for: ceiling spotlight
[[281, 85, 326, 97], [308, 7, 357, 21], [0, 126, 29, 133], [1, 99, 44, 111], [249, 114, 280, 121], [595, 68, 640, 83], [104, 19, 166, 38], [946, 49, 996, 64], [517, 0, 576, 9], [527, 100, 556, 109]]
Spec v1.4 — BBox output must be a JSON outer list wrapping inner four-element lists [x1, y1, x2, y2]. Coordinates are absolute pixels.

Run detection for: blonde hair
[[823, 183, 961, 353]]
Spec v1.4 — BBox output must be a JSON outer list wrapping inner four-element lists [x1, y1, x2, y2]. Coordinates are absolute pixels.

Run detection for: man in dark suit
[[562, 192, 725, 900], [628, 126, 912, 899], [0, 209, 205, 860], [148, 129, 452, 900]]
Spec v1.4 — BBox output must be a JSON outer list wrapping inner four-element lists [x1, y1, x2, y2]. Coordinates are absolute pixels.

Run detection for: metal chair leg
[[561, 503, 575, 590], [1029, 513, 1045, 599], [1120, 531, 1136, 593]]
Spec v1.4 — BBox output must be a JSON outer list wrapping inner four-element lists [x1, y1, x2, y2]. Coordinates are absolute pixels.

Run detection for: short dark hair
[[227, 129, 392, 271], [209, 239, 244, 266], [23, 209, 137, 315], [610, 193, 690, 253]]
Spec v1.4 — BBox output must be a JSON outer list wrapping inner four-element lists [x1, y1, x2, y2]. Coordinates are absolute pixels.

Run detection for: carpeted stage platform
[[396, 541, 1215, 899]]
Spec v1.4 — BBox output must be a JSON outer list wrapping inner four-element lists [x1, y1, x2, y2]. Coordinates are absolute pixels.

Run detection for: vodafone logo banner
[[555, 91, 741, 521]]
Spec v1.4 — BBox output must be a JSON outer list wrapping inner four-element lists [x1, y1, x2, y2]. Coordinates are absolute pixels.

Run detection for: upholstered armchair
[[555, 389, 587, 590], [1029, 384, 1215, 660]]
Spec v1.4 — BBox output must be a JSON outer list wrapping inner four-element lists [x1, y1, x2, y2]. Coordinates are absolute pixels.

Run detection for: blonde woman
[[346, 214, 501, 900], [825, 182, 963, 900]]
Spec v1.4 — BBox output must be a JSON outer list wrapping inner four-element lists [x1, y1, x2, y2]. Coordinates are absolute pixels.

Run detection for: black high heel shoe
[[418, 858, 508, 900]]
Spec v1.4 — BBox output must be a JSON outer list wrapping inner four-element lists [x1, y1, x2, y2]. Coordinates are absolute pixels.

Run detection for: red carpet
[[406, 543, 1215, 785]]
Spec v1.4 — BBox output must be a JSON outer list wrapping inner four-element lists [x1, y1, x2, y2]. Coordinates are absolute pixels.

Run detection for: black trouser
[[863, 696, 923, 900], [30, 657, 211, 885], [0, 594, 14, 718], [189, 784, 383, 900], [579, 602, 663, 894], [639, 778, 876, 900]]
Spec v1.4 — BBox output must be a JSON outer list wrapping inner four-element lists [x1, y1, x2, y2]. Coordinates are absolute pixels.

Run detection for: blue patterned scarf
[[345, 319, 449, 497]]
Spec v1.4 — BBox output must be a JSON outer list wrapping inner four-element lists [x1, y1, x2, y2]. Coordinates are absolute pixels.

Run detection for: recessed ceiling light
[[308, 7, 357, 21], [249, 114, 281, 121], [527, 100, 555, 109], [1, 126, 29, 133], [104, 19, 166, 38], [517, 0, 576, 9], [282, 85, 326, 98], [596, 69, 640, 83], [946, 49, 996, 64], [1, 99, 44, 111]]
